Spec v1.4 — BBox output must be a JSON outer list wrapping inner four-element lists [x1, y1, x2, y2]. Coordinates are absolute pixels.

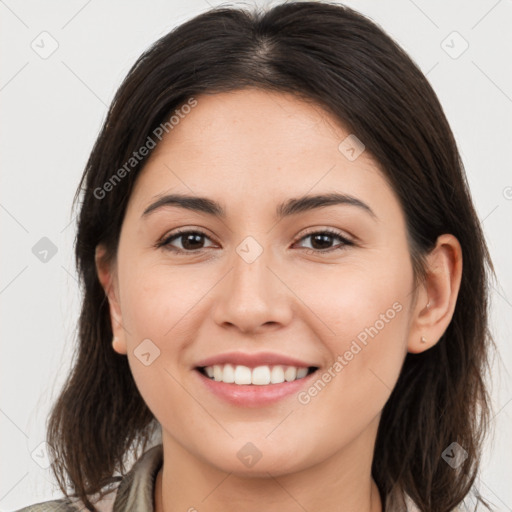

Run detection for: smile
[[198, 364, 317, 385], [194, 365, 320, 407]]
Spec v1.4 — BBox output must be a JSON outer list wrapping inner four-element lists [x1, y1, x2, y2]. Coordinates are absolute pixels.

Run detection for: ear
[[407, 234, 463, 354], [95, 244, 127, 355]]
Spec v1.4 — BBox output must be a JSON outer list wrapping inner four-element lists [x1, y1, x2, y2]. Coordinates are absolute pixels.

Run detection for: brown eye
[[159, 230, 215, 253], [294, 229, 353, 253]]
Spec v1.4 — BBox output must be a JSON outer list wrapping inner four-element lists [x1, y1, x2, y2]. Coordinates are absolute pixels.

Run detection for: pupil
[[312, 234, 332, 249], [183, 233, 203, 250]]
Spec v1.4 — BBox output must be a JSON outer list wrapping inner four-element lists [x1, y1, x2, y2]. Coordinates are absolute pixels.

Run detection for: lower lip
[[194, 368, 318, 407]]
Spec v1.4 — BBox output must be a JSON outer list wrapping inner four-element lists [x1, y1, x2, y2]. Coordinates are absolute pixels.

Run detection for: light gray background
[[1, 0, 511, 510]]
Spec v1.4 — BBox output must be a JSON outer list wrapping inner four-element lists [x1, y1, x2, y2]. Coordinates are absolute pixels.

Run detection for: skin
[[96, 88, 462, 512]]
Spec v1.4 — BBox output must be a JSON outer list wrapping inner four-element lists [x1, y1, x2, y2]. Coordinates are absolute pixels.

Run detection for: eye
[[293, 228, 354, 253], [157, 229, 216, 253], [156, 227, 354, 255]]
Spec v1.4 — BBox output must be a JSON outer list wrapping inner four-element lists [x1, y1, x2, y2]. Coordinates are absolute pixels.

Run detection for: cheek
[[289, 287, 409, 465], [289, 254, 411, 409], [287, 251, 411, 346], [117, 260, 219, 420], [119, 260, 206, 341]]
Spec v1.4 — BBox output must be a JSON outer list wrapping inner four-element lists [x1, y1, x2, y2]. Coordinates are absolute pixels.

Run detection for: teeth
[[202, 364, 311, 385], [251, 366, 270, 385], [234, 365, 252, 384], [297, 368, 309, 379], [271, 365, 285, 384], [284, 366, 297, 381]]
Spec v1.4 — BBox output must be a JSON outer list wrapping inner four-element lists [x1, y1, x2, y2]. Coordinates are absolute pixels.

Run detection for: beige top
[[15, 444, 467, 511]]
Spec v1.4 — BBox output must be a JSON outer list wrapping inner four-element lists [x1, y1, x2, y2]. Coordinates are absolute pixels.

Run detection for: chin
[[198, 438, 312, 477]]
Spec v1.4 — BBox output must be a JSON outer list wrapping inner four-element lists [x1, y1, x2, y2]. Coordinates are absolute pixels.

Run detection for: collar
[[112, 444, 163, 511], [92, 444, 457, 512]]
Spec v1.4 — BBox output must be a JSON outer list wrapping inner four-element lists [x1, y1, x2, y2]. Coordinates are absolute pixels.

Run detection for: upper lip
[[194, 351, 319, 369]]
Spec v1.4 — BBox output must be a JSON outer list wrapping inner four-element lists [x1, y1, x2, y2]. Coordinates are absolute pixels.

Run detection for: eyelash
[[156, 228, 354, 255]]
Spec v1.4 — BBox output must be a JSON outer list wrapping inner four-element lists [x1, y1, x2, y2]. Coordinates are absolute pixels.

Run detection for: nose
[[212, 243, 293, 334]]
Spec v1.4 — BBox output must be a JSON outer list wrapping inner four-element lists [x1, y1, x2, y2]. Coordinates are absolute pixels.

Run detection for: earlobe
[[95, 244, 128, 355], [407, 234, 463, 354]]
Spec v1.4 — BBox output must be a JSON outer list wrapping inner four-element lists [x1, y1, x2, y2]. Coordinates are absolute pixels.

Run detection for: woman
[[17, 1, 496, 511]]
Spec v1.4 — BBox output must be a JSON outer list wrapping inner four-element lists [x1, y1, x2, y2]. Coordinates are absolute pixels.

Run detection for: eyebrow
[[142, 192, 377, 220]]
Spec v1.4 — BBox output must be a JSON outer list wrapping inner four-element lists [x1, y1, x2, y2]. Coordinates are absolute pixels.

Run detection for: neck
[[155, 470, 382, 512], [154, 418, 383, 512]]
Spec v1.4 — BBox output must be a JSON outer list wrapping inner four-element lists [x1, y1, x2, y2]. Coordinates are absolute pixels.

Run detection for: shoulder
[[13, 498, 81, 512], [13, 486, 118, 512], [15, 444, 163, 512], [14, 492, 118, 512]]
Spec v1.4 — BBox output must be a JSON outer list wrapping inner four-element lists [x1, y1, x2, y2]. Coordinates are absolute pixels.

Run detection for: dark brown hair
[[46, 2, 496, 510]]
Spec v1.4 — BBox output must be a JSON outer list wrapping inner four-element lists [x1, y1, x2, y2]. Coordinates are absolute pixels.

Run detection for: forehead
[[128, 88, 399, 220], [149, 88, 355, 163]]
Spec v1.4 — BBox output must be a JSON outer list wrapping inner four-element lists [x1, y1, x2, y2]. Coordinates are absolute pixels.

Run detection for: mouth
[[195, 364, 319, 386], [194, 363, 320, 407]]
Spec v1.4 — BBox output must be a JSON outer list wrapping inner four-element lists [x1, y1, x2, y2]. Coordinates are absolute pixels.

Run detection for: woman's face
[[99, 88, 423, 476]]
